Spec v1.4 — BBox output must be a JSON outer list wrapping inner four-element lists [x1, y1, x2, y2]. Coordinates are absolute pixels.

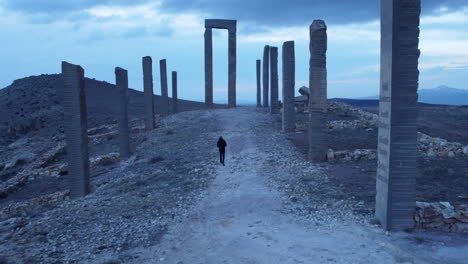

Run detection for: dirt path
[[126, 107, 453, 264]]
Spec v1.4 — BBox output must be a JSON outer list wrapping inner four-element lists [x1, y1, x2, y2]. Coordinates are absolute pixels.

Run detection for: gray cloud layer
[[2, 0, 467, 26]]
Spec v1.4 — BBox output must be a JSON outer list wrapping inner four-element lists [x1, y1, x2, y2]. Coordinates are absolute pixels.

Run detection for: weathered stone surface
[[256, 59, 261, 107], [160, 59, 169, 115], [282, 41, 295, 132], [61, 61, 90, 198], [204, 27, 213, 107], [263, 45, 270, 108], [172, 71, 178, 113], [308, 20, 328, 161], [205, 19, 237, 108], [228, 28, 237, 108], [299, 86, 310, 98], [142, 56, 155, 130], [115, 67, 130, 159], [376, 0, 421, 231], [415, 202, 468, 232], [270, 47, 279, 114], [205, 19, 236, 31]]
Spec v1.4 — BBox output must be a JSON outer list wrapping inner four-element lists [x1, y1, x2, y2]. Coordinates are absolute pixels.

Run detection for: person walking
[[217, 136, 227, 166]]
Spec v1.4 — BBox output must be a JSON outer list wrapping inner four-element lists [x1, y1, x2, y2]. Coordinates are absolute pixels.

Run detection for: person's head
[[219, 136, 223, 139]]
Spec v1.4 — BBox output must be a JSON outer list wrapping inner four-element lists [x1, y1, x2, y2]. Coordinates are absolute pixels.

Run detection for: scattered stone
[[415, 202, 468, 232]]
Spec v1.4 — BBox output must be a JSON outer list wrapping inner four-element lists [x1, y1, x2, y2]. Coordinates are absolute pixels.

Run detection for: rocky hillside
[[0, 74, 215, 146]]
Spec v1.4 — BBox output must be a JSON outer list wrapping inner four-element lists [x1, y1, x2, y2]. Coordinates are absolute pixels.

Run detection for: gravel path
[[128, 107, 442, 264]]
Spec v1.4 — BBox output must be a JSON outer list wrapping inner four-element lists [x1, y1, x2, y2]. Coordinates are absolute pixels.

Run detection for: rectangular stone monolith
[[142, 56, 155, 130], [172, 71, 178, 113], [160, 59, 169, 115], [205, 27, 213, 108], [270, 47, 279, 114], [256, 59, 261, 107], [282, 41, 295, 133], [308, 20, 328, 161], [263, 45, 270, 108], [375, 0, 421, 231], [228, 28, 237, 108], [61, 61, 90, 198], [115, 67, 130, 159]]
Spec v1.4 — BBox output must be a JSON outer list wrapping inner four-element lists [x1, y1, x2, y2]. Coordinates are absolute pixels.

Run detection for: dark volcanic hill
[[0, 74, 215, 146]]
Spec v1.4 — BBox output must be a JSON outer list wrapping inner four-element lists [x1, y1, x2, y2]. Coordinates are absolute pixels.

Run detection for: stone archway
[[204, 19, 237, 108]]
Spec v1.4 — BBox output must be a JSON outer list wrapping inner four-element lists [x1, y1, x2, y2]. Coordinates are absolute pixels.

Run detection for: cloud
[[159, 0, 468, 28], [3, 0, 467, 26]]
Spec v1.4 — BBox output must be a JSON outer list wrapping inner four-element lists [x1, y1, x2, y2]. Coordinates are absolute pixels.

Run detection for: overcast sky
[[0, 0, 467, 103]]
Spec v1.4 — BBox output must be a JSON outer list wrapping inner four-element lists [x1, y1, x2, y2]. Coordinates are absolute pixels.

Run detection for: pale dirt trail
[[126, 108, 456, 264]]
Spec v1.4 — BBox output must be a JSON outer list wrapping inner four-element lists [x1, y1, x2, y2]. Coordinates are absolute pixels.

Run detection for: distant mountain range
[[359, 85, 468, 105]]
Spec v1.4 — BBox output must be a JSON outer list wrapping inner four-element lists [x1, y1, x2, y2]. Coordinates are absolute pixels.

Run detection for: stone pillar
[[282, 41, 295, 133], [142, 56, 155, 130], [228, 29, 237, 108], [262, 45, 270, 108], [308, 20, 328, 161], [256, 59, 261, 107], [160, 59, 169, 115], [61, 61, 90, 198], [115, 67, 130, 159], [375, 0, 420, 231], [172, 71, 178, 113], [270, 47, 279, 114], [205, 27, 213, 108]]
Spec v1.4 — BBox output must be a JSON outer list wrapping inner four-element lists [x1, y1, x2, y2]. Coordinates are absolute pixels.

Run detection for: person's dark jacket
[[217, 138, 227, 151]]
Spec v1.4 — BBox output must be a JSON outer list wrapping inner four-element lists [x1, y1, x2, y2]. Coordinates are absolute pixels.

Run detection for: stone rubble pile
[[328, 101, 378, 122], [320, 102, 468, 161], [418, 132, 468, 158], [326, 149, 377, 161], [415, 202, 468, 232], [0, 191, 70, 219]]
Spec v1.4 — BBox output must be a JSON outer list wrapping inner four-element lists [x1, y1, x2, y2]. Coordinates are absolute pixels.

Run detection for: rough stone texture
[[60, 62, 90, 198], [172, 71, 178, 113], [160, 59, 169, 115], [376, 0, 421, 231], [282, 41, 295, 133], [270, 47, 279, 114], [256, 60, 261, 107], [142, 56, 155, 130], [228, 28, 237, 108], [308, 20, 328, 161], [263, 45, 270, 108], [115, 67, 130, 159], [204, 28, 213, 108], [205, 19, 237, 108]]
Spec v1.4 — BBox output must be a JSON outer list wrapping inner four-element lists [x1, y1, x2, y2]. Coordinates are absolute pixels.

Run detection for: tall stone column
[[308, 20, 328, 161], [172, 71, 178, 113], [228, 29, 237, 108], [282, 41, 295, 133], [256, 59, 261, 107], [115, 67, 130, 159], [204, 27, 213, 108], [160, 59, 169, 115], [142, 56, 155, 130], [262, 45, 270, 108], [270, 47, 279, 114], [375, 0, 421, 231], [61, 61, 90, 198]]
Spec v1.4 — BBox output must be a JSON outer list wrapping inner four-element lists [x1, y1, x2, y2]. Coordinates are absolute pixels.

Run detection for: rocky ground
[[0, 106, 467, 263], [290, 101, 468, 232], [0, 74, 221, 146], [0, 109, 223, 263]]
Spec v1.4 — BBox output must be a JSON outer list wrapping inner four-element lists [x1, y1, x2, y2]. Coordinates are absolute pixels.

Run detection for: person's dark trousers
[[219, 150, 225, 165]]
